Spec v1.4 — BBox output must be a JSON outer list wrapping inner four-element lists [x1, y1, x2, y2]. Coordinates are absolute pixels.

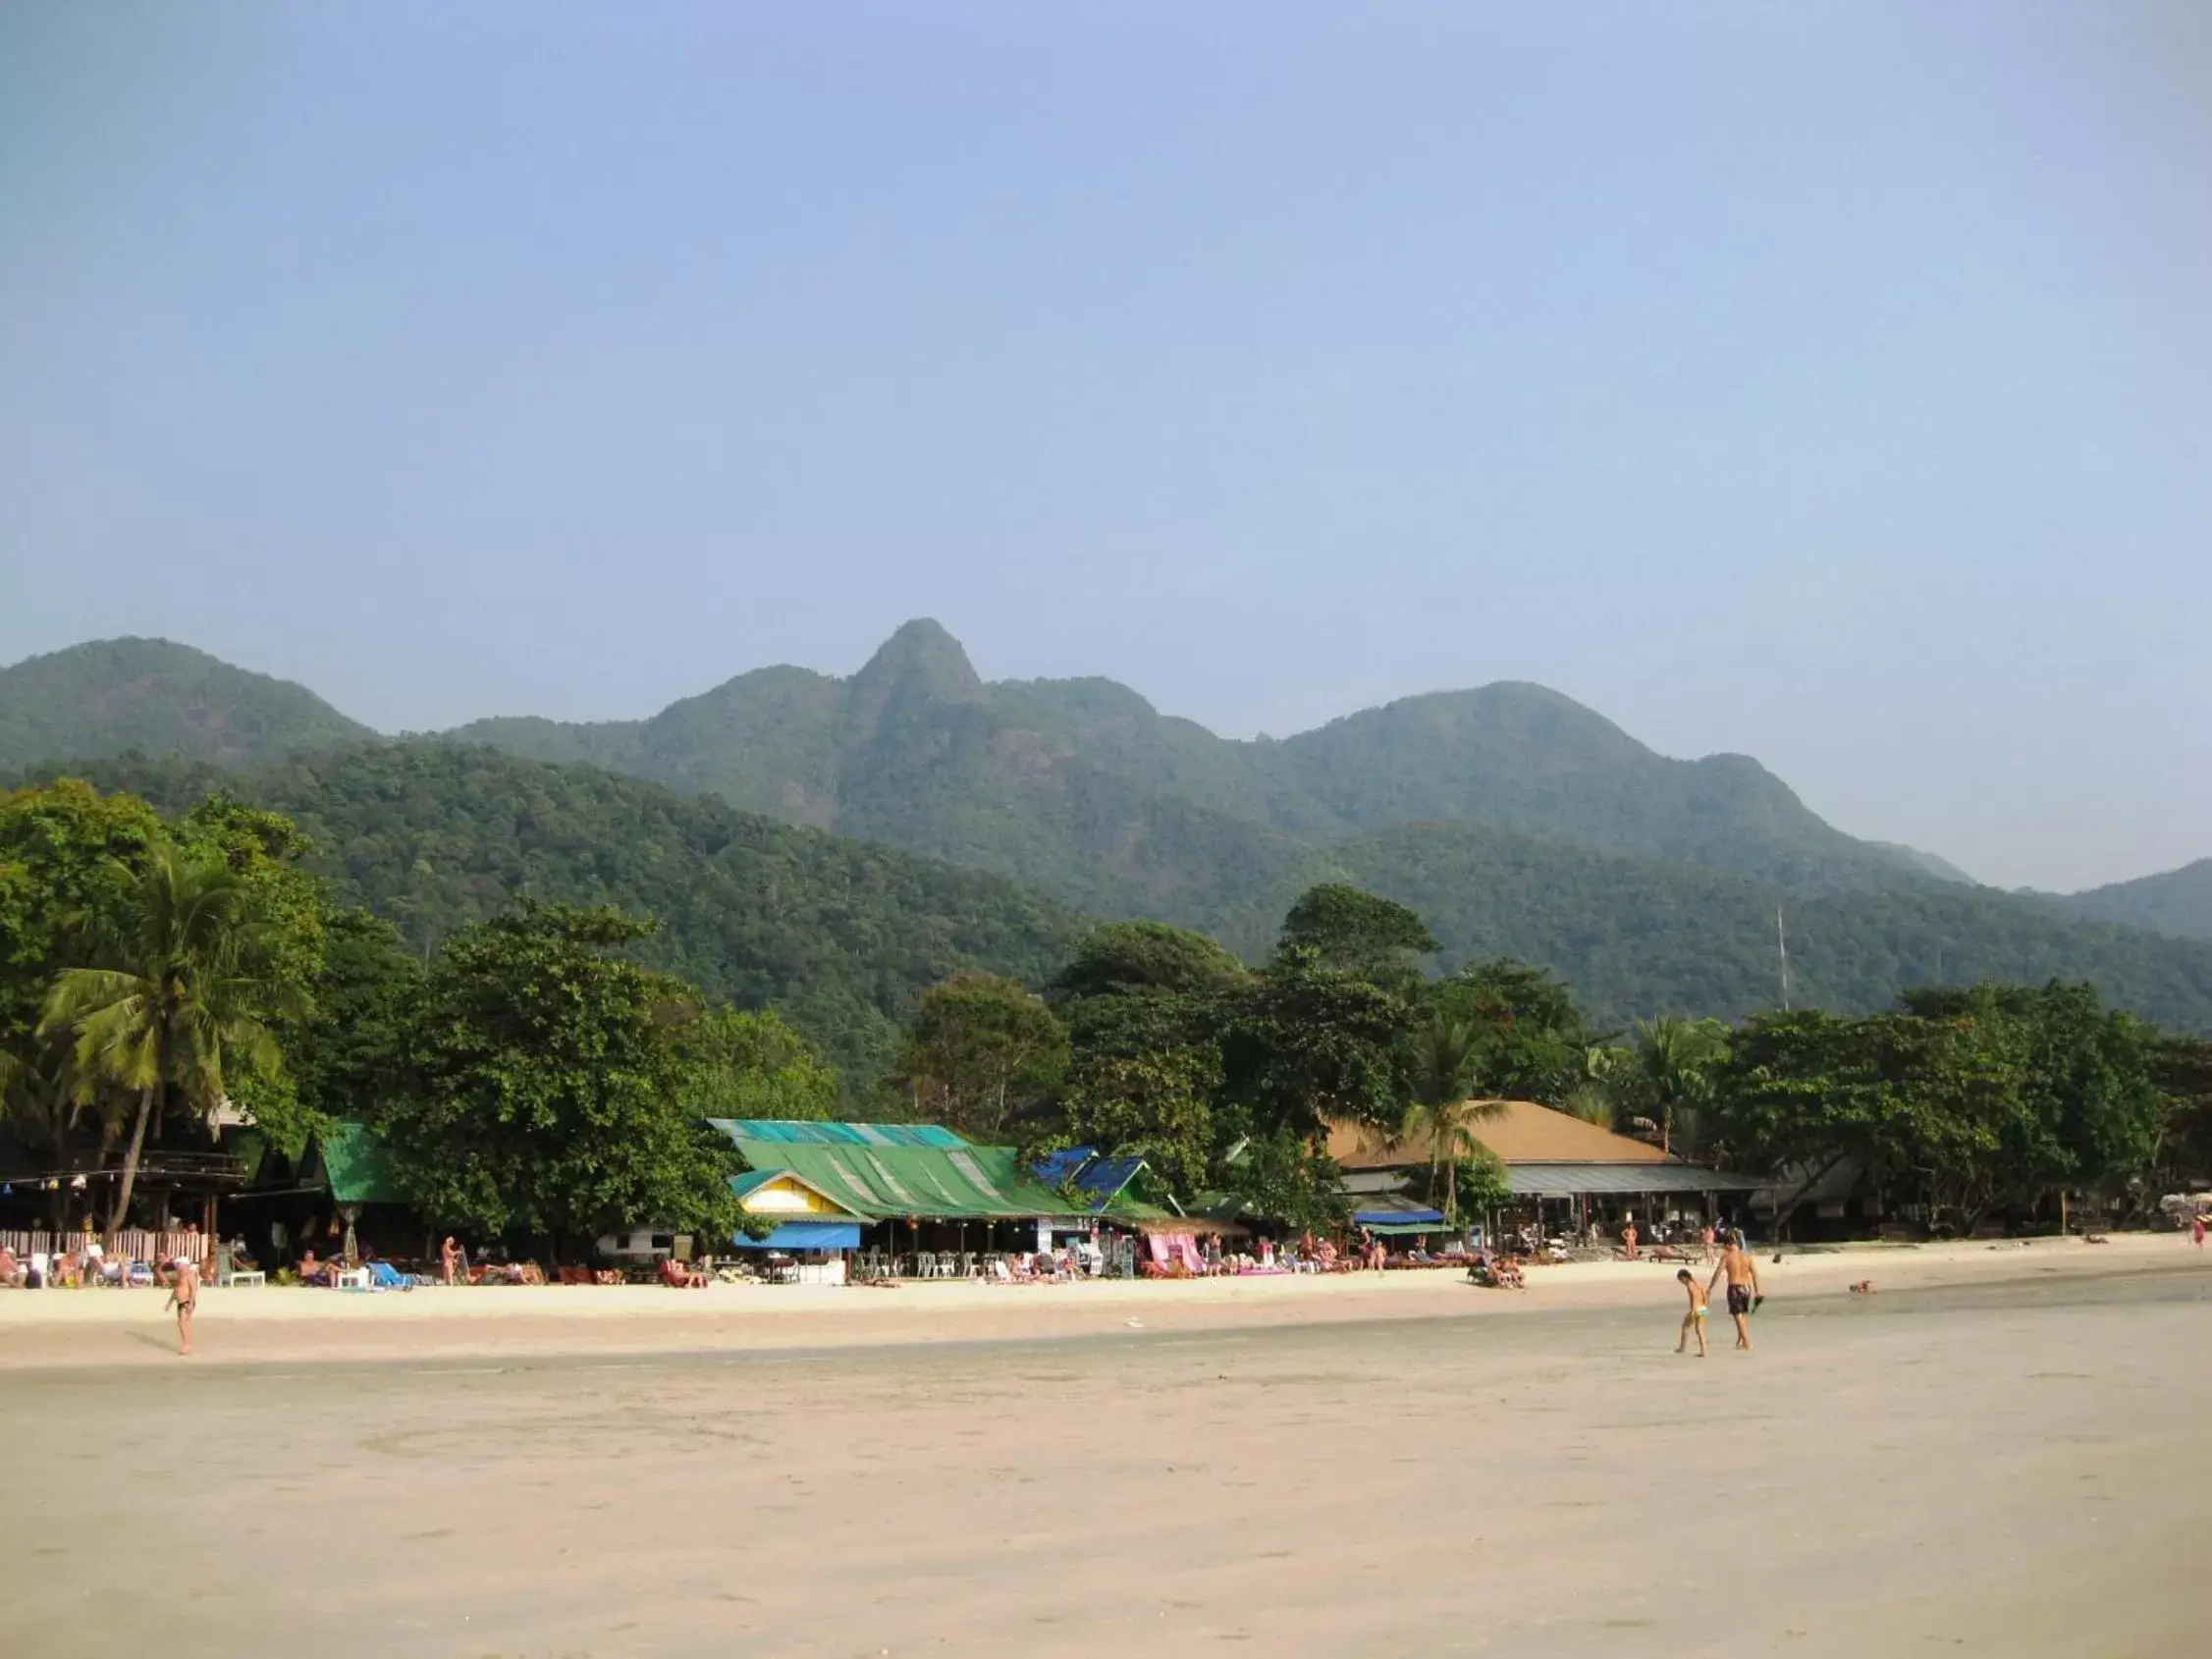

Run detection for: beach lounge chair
[[366, 1260, 412, 1291]]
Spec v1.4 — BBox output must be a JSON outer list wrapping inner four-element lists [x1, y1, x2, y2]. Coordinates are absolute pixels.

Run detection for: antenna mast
[[1776, 907, 1792, 1011]]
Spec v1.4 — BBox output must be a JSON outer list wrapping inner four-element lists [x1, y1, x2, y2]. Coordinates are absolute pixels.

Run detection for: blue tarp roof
[[730, 1220, 861, 1252], [1029, 1147, 1094, 1185], [1026, 1147, 1147, 1210]]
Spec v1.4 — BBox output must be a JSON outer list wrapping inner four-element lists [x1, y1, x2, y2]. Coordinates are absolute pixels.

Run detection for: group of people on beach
[[1674, 1230, 1762, 1358]]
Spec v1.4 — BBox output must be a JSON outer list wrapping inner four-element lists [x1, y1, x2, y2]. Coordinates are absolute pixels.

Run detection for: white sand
[[1, 1244, 2205, 1657]]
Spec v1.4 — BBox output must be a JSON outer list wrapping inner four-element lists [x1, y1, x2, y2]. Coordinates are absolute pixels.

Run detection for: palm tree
[[39, 846, 290, 1234], [1389, 1015, 1507, 1223], [1563, 1044, 1631, 1129], [1561, 1082, 1617, 1129], [1628, 1016, 1729, 1154]]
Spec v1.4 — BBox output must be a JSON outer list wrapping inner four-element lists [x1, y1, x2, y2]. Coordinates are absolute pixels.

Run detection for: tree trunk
[[107, 1085, 156, 1239], [1767, 1151, 1849, 1244]]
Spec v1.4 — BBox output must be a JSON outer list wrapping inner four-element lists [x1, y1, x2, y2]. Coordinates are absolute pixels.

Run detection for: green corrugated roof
[[710, 1119, 971, 1149], [316, 1122, 405, 1205], [708, 1123, 1082, 1221]]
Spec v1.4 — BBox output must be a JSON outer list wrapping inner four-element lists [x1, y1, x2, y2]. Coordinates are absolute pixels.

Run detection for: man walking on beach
[[1706, 1230, 1761, 1351], [166, 1255, 198, 1357]]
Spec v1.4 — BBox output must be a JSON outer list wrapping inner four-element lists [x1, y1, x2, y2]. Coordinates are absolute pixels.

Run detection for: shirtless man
[[166, 1256, 199, 1356], [1706, 1230, 1761, 1351]]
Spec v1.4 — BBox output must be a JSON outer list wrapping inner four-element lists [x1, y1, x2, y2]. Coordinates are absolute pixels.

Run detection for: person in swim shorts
[[166, 1256, 199, 1356], [1706, 1230, 1762, 1351]]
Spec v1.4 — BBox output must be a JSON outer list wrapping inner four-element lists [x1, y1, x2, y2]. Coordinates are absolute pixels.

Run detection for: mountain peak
[[848, 618, 985, 712], [0, 637, 375, 774]]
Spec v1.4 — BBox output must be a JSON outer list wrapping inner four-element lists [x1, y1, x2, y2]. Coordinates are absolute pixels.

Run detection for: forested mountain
[[1228, 821, 2212, 1035], [446, 618, 1944, 896], [0, 638, 373, 773], [7, 625, 1962, 898], [2057, 859, 2212, 942], [18, 747, 1082, 1079], [18, 744, 2212, 1041], [14, 626, 2208, 992]]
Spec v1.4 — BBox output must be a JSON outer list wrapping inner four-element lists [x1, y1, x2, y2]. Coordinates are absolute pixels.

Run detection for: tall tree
[[890, 973, 1069, 1136], [278, 905, 424, 1152], [1393, 1014, 1510, 1221], [1427, 959, 1594, 1104], [39, 844, 292, 1231], [0, 780, 164, 1080], [379, 904, 739, 1251], [1053, 921, 1250, 1001], [1624, 1015, 1730, 1153], [1062, 1044, 1220, 1200], [1217, 946, 1413, 1140], [1277, 884, 1438, 986], [676, 1006, 840, 1121]]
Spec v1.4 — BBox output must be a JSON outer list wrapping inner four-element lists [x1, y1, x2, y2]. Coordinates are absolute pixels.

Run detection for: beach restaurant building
[[707, 1118, 1171, 1276], [1326, 1100, 1762, 1241]]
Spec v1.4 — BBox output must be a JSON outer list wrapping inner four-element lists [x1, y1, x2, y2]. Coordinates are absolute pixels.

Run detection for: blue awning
[[1354, 1204, 1446, 1227], [730, 1221, 861, 1252]]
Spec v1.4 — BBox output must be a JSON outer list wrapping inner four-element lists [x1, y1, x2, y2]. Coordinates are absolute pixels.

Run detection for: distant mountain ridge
[[0, 638, 373, 773], [2057, 859, 2212, 942], [7, 625, 2205, 955], [442, 617, 1951, 899]]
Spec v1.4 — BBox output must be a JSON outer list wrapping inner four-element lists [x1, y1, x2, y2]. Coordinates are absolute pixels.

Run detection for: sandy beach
[[4, 1237, 2208, 1657], [0, 1233, 2188, 1367]]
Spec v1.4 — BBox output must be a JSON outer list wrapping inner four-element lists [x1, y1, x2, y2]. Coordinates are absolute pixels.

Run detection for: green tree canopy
[[676, 1005, 839, 1121], [1052, 920, 1250, 1001], [377, 904, 740, 1250], [1217, 946, 1413, 1139], [0, 779, 164, 1060], [1218, 1127, 1349, 1233], [1277, 883, 1438, 984], [889, 973, 1069, 1137], [277, 906, 423, 1154], [1062, 1044, 1221, 1201], [40, 843, 296, 1230], [1708, 986, 2180, 1235], [1425, 959, 1595, 1104], [1619, 1014, 1730, 1154]]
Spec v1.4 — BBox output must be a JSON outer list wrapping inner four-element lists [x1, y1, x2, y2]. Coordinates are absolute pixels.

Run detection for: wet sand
[[5, 1258, 2208, 1657]]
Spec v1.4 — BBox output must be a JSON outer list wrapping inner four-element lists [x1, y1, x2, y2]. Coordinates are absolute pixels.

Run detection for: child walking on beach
[[1675, 1268, 1707, 1358]]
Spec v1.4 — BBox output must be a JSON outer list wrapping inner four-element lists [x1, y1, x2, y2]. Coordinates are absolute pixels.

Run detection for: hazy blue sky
[[3, 3, 2206, 891]]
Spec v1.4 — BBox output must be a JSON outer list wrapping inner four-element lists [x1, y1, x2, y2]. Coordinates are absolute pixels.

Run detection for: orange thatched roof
[[1326, 1100, 1678, 1170]]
